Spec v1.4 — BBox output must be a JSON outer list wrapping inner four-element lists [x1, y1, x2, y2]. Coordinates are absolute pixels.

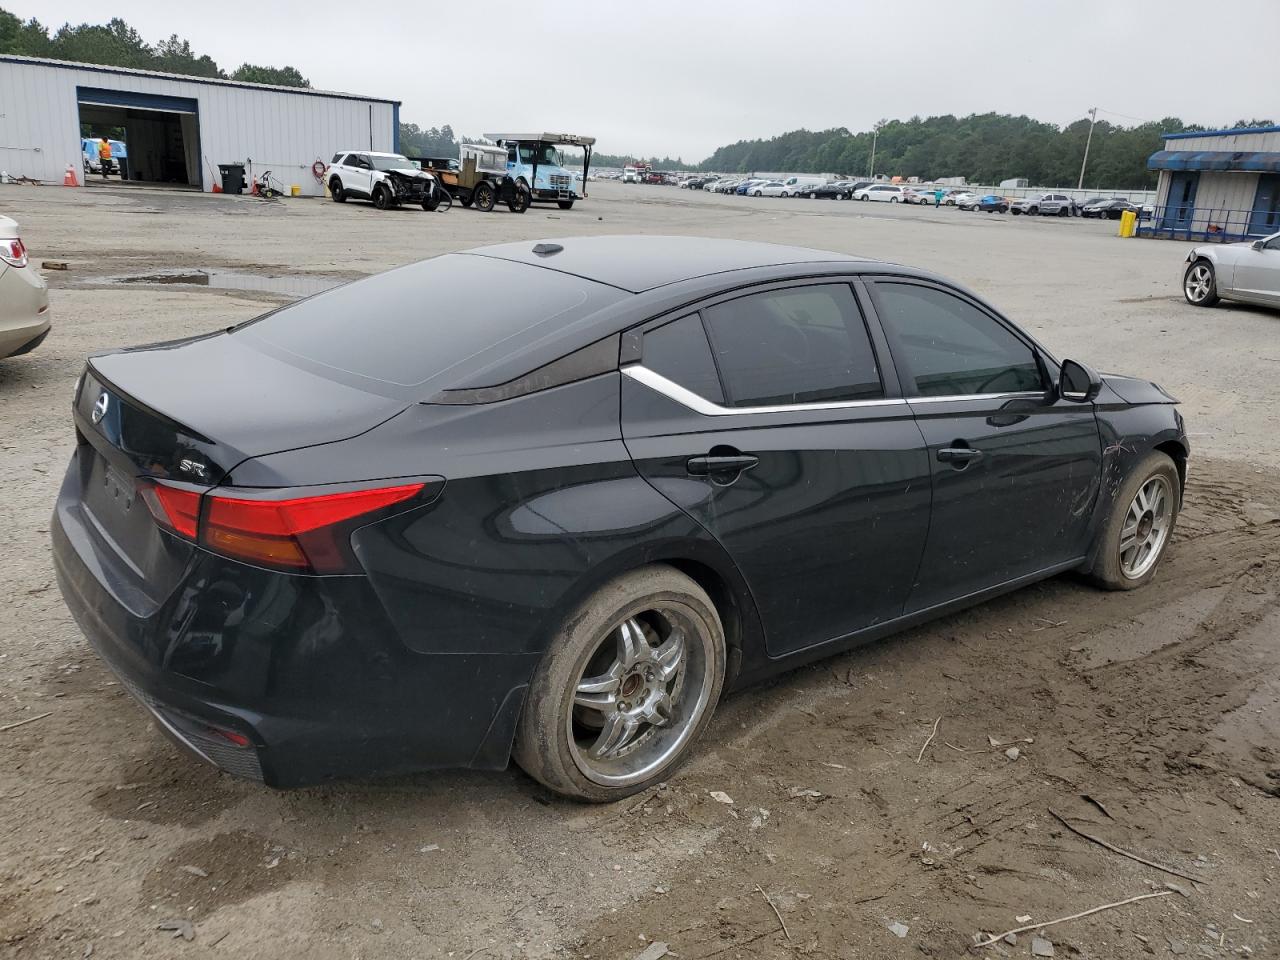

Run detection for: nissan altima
[[52, 236, 1188, 801]]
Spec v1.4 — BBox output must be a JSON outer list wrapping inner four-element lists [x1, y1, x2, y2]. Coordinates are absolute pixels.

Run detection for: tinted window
[[874, 282, 1044, 397], [238, 255, 616, 393], [331, 153, 345, 164], [702, 284, 882, 407], [642, 315, 725, 403]]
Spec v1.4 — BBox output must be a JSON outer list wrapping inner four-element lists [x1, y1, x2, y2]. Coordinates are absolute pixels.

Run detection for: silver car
[[1183, 232, 1280, 310], [0, 216, 50, 360]]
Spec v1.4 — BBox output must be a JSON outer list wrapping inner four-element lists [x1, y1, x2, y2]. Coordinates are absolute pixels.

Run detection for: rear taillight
[[2, 238, 27, 268], [140, 482, 201, 538], [140, 480, 426, 574]]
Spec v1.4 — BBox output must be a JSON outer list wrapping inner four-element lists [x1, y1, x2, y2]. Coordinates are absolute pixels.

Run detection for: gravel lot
[[1, 181, 1278, 959]]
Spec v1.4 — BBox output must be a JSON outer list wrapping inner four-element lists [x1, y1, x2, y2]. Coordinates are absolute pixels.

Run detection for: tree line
[[0, 9, 310, 87], [698, 114, 1275, 189]]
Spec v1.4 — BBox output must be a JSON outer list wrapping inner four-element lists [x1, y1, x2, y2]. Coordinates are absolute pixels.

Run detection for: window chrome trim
[[907, 391, 1049, 404], [622, 365, 907, 416]]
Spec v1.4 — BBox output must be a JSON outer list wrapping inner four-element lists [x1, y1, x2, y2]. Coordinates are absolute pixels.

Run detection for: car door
[[1230, 233, 1280, 305], [620, 281, 932, 657], [867, 278, 1102, 612], [347, 154, 373, 197]]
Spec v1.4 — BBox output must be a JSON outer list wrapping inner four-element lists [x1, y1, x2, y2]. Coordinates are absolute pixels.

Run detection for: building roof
[[1149, 150, 1280, 172], [465, 235, 866, 293], [1162, 125, 1280, 140], [0, 54, 399, 105]]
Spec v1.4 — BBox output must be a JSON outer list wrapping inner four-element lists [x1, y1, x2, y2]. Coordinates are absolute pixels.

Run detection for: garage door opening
[[77, 87, 201, 189]]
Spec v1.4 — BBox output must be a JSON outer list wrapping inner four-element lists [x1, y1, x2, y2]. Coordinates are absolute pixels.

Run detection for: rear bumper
[[51, 465, 538, 787], [0, 265, 50, 358]]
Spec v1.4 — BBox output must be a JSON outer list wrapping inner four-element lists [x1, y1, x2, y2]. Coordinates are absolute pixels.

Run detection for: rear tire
[[1085, 452, 1180, 591], [558, 199, 575, 210], [329, 178, 345, 202], [513, 566, 726, 802], [1183, 259, 1220, 306]]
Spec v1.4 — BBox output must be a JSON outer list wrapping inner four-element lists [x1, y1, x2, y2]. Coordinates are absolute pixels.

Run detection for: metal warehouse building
[[0, 55, 398, 196], [1144, 125, 1280, 241]]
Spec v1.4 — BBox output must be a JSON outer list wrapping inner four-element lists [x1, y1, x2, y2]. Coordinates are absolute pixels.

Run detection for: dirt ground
[[1, 182, 1277, 960]]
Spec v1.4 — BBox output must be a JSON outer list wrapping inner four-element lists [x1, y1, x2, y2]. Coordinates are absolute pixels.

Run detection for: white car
[[326, 151, 439, 210], [0, 216, 50, 360], [853, 184, 906, 203], [753, 181, 787, 197], [780, 176, 826, 197], [1183, 232, 1280, 310], [952, 192, 980, 210]]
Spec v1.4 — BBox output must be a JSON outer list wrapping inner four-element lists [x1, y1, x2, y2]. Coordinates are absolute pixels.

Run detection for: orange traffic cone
[[63, 164, 80, 187], [212, 182, 223, 193]]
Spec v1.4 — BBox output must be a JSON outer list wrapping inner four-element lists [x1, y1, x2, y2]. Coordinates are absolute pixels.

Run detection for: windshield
[[372, 154, 418, 172], [518, 143, 562, 165]]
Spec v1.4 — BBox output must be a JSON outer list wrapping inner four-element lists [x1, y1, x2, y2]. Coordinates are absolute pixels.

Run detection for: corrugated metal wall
[[1166, 131, 1280, 153], [1193, 172, 1262, 215], [0, 59, 396, 195]]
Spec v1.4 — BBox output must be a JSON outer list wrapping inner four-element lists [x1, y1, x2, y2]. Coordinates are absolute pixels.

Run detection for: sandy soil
[[0, 182, 1277, 959]]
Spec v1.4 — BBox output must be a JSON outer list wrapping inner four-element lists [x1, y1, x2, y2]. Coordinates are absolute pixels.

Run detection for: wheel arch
[[1154, 438, 1188, 493]]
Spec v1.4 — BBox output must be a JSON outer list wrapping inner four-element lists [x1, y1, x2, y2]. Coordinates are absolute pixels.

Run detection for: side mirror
[[1251, 239, 1265, 251], [1059, 359, 1102, 403]]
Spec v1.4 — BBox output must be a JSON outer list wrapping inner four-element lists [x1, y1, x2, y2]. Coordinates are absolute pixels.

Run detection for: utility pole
[[869, 119, 886, 179], [1078, 106, 1098, 189]]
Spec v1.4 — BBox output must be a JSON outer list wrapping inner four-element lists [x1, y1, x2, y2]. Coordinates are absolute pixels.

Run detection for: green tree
[[230, 63, 310, 87]]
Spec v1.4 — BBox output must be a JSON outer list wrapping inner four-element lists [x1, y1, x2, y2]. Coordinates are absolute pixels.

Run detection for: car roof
[[463, 236, 868, 294]]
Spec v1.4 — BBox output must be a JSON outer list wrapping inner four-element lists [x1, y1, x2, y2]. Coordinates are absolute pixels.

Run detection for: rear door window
[[641, 315, 724, 403], [872, 282, 1045, 397], [701, 284, 882, 407]]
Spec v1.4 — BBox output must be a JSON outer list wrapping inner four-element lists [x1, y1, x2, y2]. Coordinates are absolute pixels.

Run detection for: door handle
[[937, 446, 984, 465], [687, 453, 759, 477]]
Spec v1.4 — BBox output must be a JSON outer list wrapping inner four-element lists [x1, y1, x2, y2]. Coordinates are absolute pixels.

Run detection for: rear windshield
[[236, 255, 615, 397]]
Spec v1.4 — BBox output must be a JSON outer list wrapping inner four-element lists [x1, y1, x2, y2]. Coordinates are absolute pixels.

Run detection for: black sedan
[[52, 237, 1188, 801], [1082, 198, 1135, 219], [802, 183, 852, 200]]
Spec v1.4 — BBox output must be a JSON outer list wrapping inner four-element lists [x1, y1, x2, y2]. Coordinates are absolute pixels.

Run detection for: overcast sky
[[9, 0, 1279, 160]]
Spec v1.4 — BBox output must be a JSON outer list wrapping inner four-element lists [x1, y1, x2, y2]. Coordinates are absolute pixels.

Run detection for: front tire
[[1183, 259, 1220, 306], [513, 566, 726, 802], [473, 181, 496, 212], [1086, 452, 1180, 590], [372, 185, 391, 210], [557, 199, 574, 210]]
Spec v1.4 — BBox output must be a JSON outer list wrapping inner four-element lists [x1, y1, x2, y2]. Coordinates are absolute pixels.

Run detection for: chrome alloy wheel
[[1184, 263, 1213, 303], [566, 607, 713, 787], [1119, 475, 1172, 580]]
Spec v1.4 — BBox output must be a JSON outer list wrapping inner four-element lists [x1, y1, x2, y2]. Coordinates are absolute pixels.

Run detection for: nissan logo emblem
[[91, 391, 109, 425]]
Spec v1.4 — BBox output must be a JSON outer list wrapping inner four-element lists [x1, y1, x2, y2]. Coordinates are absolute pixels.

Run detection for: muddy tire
[[1086, 451, 1180, 591], [513, 566, 726, 802]]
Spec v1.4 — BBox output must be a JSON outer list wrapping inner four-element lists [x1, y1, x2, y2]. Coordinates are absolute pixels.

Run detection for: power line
[[1095, 107, 1154, 125]]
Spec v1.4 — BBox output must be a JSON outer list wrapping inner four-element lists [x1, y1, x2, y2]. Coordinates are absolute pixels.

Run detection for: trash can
[[217, 163, 245, 195]]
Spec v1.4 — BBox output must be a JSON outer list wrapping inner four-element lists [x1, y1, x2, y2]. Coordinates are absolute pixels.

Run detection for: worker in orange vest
[[97, 137, 114, 177]]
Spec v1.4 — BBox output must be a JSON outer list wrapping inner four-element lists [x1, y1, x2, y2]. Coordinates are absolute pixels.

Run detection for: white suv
[[327, 151, 440, 210], [853, 184, 906, 202]]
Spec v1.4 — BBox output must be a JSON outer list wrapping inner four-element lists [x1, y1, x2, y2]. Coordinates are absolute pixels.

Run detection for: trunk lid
[[72, 333, 407, 592]]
